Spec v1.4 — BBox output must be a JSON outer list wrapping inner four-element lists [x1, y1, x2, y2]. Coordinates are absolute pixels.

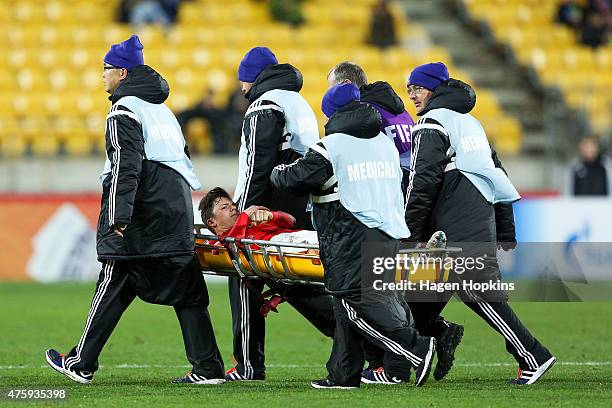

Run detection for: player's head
[[238, 46, 278, 95], [327, 61, 368, 89], [103, 35, 144, 94], [407, 62, 449, 114], [199, 187, 238, 235]]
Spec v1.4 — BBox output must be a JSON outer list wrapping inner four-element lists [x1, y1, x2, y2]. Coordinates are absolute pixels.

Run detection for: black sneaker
[[509, 356, 556, 385], [310, 378, 358, 389], [172, 372, 226, 385], [434, 322, 464, 381], [45, 349, 93, 384], [414, 337, 436, 387]]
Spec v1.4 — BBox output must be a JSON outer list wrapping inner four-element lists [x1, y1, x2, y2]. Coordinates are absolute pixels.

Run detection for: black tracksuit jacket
[[96, 65, 196, 260], [238, 64, 312, 229], [271, 101, 393, 294], [404, 79, 516, 265]]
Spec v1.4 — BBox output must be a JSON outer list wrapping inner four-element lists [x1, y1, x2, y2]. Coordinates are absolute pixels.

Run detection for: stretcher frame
[[195, 225, 462, 286]]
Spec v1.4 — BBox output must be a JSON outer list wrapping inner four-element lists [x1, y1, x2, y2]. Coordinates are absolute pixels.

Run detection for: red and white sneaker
[[224, 367, 265, 382]]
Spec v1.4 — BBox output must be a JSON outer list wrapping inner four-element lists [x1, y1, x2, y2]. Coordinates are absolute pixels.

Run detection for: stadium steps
[[399, 0, 550, 155]]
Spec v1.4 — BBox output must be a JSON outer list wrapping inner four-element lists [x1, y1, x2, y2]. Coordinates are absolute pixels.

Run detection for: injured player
[[199, 187, 335, 339], [199, 187, 318, 254]]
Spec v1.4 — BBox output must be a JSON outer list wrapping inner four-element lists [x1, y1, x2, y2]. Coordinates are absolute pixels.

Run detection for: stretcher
[[194, 225, 462, 286]]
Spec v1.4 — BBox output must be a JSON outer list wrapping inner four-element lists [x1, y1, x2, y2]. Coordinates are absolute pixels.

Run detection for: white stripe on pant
[[341, 299, 422, 366], [465, 289, 539, 370], [65, 261, 115, 370]]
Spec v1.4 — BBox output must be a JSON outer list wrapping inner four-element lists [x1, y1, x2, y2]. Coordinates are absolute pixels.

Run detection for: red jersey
[[218, 211, 298, 244]]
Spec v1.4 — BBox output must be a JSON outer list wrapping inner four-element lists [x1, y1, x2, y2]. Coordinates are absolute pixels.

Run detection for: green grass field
[[1, 282, 610, 407]]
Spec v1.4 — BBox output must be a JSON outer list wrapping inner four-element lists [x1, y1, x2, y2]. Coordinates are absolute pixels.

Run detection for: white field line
[[0, 361, 610, 370]]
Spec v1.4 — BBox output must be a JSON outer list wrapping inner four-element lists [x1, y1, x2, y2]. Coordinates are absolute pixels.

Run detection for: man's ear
[[206, 218, 216, 229]]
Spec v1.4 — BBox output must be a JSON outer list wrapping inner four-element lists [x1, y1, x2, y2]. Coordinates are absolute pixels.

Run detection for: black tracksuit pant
[[326, 290, 431, 386], [63, 254, 224, 378], [407, 267, 553, 371], [367, 255, 553, 374], [228, 277, 335, 379]]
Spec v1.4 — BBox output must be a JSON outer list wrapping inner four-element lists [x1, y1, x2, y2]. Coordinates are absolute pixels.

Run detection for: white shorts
[[268, 230, 319, 253]]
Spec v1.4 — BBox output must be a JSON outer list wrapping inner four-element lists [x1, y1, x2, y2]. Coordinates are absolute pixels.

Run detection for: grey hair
[[328, 61, 368, 88]]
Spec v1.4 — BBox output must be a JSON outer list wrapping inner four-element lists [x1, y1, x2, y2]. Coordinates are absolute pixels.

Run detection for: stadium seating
[[0, 0, 522, 156], [463, 0, 612, 137]]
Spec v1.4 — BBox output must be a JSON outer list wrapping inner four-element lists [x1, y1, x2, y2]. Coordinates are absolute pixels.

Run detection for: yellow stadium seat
[[170, 68, 207, 93], [166, 26, 198, 47], [13, 2, 46, 24], [16, 69, 47, 92], [11, 93, 45, 117], [0, 116, 19, 137], [64, 133, 93, 156], [0, 70, 16, 92], [135, 25, 166, 47], [185, 118, 212, 154], [595, 47, 612, 68], [0, 132, 27, 157], [31, 135, 60, 156], [103, 25, 133, 47], [20, 116, 49, 139], [57, 26, 99, 47], [177, 2, 203, 25], [80, 68, 103, 92], [0, 4, 9, 24], [73, 3, 112, 25], [7, 48, 34, 70], [165, 91, 193, 112], [381, 49, 415, 70], [0, 0, 531, 156], [590, 111, 611, 134]]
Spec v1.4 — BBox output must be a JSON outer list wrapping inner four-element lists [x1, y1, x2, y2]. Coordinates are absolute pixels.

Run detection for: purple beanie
[[104, 35, 144, 70], [408, 62, 449, 91], [321, 83, 361, 118], [238, 47, 278, 83]]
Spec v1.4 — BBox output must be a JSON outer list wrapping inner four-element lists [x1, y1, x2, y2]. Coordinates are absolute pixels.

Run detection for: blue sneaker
[[310, 378, 358, 389], [172, 372, 226, 385], [361, 367, 402, 385], [509, 356, 556, 385], [45, 349, 93, 384]]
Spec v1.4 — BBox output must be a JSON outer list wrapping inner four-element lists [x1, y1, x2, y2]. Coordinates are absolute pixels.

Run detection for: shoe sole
[[360, 377, 399, 385], [415, 338, 436, 387], [45, 350, 91, 384], [310, 382, 357, 390], [225, 375, 265, 382], [525, 357, 557, 385], [434, 325, 464, 381], [191, 378, 226, 385]]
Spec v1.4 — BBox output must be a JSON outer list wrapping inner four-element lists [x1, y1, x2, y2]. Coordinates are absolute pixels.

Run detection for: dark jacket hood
[[359, 81, 405, 115], [324, 101, 382, 138], [246, 64, 303, 102], [110, 65, 169, 104], [418, 78, 476, 116]]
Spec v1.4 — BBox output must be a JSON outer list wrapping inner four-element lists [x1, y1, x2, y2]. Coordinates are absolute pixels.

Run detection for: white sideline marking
[[1, 361, 611, 370]]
